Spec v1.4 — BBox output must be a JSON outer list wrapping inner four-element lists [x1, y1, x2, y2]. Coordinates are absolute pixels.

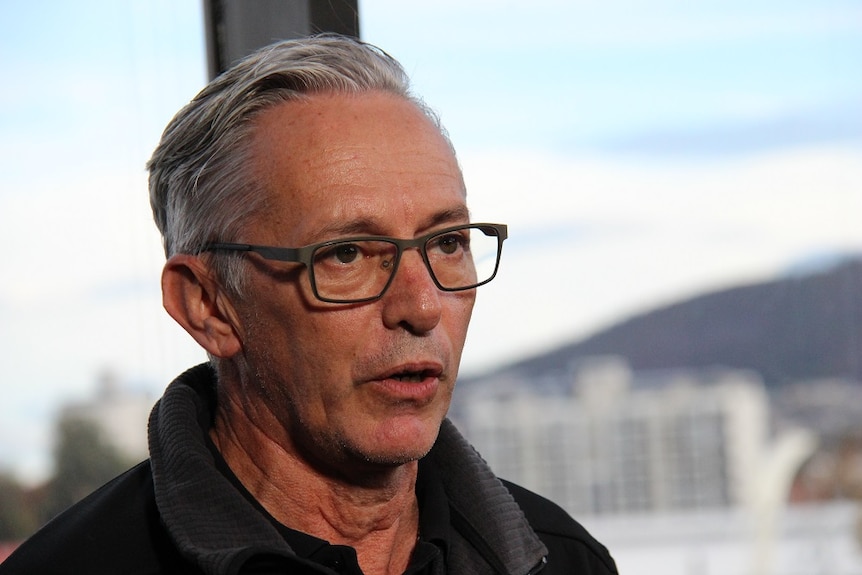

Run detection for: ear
[[161, 254, 243, 358]]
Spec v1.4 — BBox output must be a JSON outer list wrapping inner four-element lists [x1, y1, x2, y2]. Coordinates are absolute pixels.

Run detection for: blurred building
[[459, 356, 770, 516], [58, 370, 154, 462]]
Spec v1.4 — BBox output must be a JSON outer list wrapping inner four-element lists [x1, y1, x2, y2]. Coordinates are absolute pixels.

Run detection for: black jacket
[[1, 365, 616, 575]]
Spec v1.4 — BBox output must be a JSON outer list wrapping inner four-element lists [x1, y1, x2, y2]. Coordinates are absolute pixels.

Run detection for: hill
[[476, 257, 862, 387]]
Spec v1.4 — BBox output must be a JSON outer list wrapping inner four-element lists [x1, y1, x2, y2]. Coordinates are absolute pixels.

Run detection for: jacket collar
[[429, 420, 547, 574], [148, 363, 546, 575]]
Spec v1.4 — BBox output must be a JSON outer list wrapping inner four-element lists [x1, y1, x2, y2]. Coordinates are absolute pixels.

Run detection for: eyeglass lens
[[310, 226, 500, 301]]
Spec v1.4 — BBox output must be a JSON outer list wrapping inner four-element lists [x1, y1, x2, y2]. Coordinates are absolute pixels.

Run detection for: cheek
[[447, 292, 476, 338], [272, 309, 364, 393]]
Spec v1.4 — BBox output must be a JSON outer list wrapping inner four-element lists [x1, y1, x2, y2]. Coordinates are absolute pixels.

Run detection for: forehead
[[247, 91, 466, 242]]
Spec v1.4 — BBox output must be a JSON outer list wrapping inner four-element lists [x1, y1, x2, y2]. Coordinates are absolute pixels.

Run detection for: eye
[[319, 242, 361, 265], [433, 232, 469, 255]]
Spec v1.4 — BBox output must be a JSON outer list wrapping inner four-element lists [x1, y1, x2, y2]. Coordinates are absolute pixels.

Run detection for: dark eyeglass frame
[[200, 222, 508, 304]]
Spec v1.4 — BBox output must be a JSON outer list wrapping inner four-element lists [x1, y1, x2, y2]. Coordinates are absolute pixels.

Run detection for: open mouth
[[390, 371, 428, 383], [370, 365, 443, 403]]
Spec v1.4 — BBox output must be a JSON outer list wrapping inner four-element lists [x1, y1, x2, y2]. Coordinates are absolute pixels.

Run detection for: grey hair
[[147, 34, 445, 294]]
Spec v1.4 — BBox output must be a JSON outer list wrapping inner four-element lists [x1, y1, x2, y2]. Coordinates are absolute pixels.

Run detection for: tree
[[0, 473, 38, 540], [41, 415, 133, 522]]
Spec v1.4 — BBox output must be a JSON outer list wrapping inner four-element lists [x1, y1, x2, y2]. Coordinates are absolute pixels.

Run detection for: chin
[[358, 415, 442, 465]]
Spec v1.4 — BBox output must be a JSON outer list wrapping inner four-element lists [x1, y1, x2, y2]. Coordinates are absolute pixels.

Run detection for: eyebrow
[[423, 205, 472, 231]]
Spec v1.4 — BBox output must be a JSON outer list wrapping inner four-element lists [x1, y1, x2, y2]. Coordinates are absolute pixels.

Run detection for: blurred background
[[1, 1, 861, 572]]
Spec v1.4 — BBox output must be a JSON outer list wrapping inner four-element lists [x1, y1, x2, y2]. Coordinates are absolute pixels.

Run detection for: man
[[2, 35, 616, 574]]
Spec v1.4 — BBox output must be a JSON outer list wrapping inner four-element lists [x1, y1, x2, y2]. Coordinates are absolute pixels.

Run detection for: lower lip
[[370, 376, 440, 403]]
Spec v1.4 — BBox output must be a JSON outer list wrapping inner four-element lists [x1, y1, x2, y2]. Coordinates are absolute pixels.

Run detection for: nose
[[380, 248, 443, 334]]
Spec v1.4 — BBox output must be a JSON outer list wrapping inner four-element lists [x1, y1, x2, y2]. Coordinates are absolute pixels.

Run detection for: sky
[[1, 0, 860, 483]]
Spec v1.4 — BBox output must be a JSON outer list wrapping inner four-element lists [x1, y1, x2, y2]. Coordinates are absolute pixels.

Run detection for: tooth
[[394, 373, 423, 382]]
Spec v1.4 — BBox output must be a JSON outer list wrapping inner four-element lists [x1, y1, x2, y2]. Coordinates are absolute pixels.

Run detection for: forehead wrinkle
[[314, 144, 463, 189]]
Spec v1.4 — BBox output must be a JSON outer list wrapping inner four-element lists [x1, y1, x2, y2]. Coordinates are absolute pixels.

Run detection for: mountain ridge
[[471, 256, 862, 387]]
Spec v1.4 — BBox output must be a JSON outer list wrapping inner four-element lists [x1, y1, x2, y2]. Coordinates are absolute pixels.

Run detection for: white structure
[[59, 370, 154, 462], [458, 357, 859, 574], [461, 356, 771, 516], [588, 500, 862, 575]]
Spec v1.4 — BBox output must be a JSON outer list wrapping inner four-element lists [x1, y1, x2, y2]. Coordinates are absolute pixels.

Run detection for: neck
[[210, 399, 420, 575]]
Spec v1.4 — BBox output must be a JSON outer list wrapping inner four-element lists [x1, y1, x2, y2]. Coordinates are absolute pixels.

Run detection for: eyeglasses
[[201, 223, 508, 304]]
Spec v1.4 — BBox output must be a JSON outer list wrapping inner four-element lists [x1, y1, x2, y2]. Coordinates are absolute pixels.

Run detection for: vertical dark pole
[[203, 0, 360, 80]]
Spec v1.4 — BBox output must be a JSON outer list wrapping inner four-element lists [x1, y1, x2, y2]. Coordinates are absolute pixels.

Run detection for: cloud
[[593, 100, 862, 158]]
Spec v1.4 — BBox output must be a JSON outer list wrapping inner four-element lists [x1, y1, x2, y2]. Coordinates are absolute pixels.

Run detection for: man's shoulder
[[0, 461, 193, 575], [501, 479, 618, 574]]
